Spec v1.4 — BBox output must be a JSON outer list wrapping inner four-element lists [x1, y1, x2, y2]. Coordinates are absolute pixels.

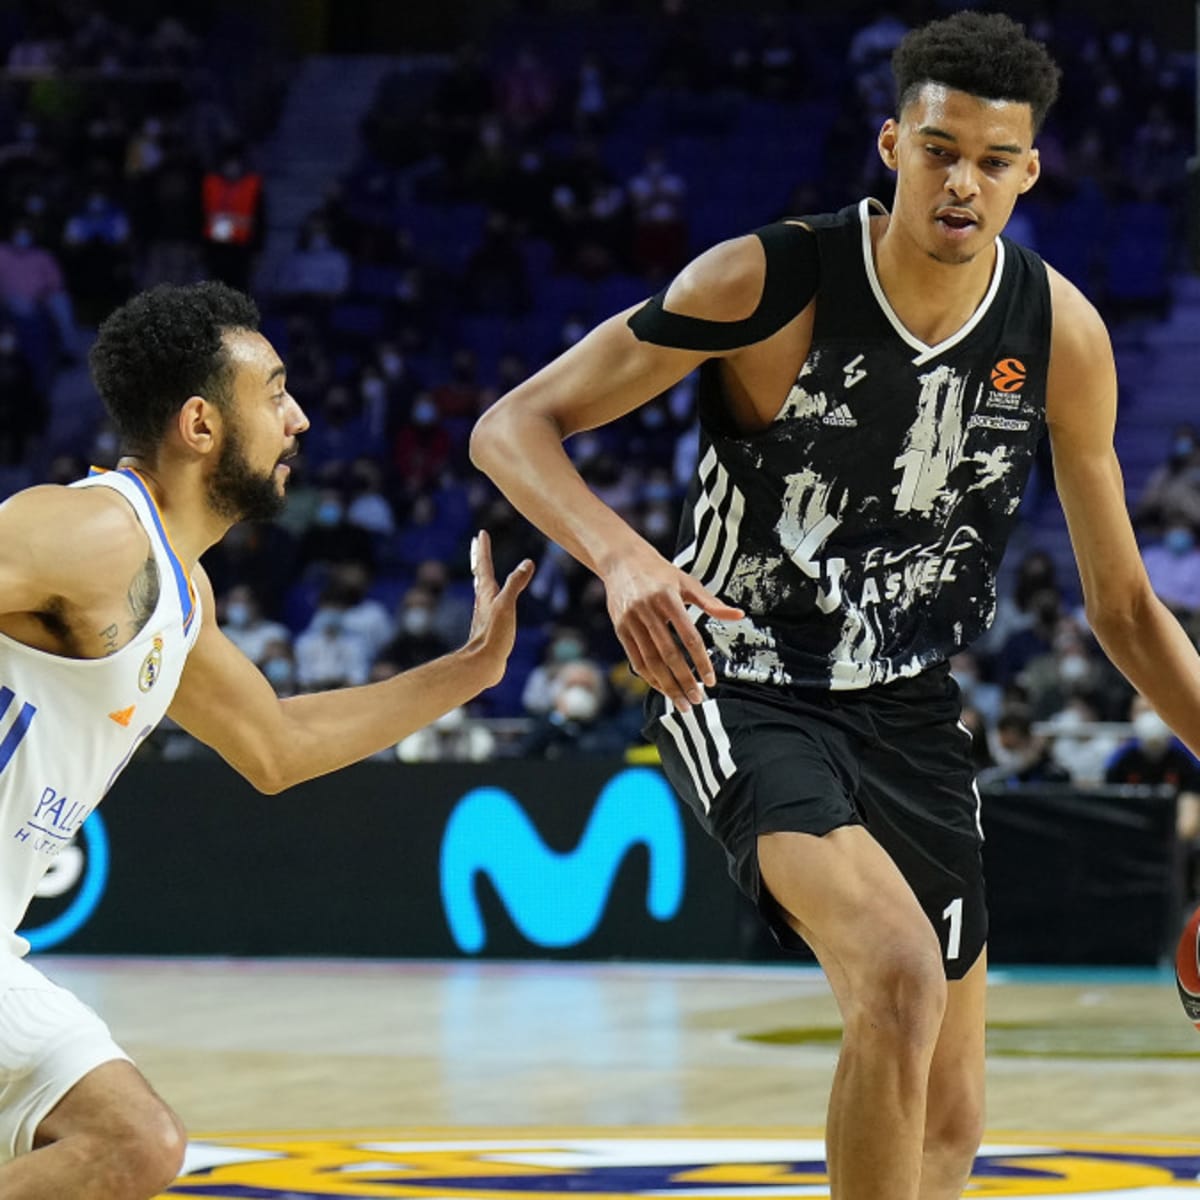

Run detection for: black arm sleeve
[[626, 221, 819, 352]]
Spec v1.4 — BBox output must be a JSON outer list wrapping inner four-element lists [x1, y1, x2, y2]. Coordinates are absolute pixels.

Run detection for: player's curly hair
[[892, 11, 1061, 135], [89, 281, 261, 456]]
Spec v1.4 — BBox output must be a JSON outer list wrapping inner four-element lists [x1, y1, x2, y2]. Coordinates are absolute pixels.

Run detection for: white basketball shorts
[[0, 953, 131, 1161]]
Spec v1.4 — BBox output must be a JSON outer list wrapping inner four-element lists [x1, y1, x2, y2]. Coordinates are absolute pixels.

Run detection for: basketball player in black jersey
[[472, 12, 1200, 1200]]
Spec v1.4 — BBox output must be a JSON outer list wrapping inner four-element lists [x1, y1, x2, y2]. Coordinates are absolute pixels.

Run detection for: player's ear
[[176, 395, 219, 456], [1018, 148, 1041, 195], [877, 119, 900, 172]]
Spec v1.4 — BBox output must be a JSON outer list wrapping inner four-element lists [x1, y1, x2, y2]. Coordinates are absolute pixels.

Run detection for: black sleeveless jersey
[[677, 198, 1051, 691]]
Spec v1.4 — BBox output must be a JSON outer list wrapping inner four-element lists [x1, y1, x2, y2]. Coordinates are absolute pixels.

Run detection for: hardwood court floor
[[34, 956, 1200, 1137]]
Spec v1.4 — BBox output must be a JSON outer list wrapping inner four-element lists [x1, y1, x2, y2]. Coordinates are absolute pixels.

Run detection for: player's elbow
[[468, 401, 504, 475], [234, 749, 289, 795], [248, 768, 288, 796], [1083, 576, 1154, 645], [470, 389, 556, 477]]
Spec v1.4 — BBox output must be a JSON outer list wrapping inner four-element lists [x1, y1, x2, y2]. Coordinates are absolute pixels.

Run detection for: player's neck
[[871, 217, 999, 347], [115, 455, 231, 569]]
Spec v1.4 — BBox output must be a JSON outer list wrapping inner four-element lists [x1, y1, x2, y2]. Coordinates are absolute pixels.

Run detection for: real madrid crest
[[138, 635, 163, 693]]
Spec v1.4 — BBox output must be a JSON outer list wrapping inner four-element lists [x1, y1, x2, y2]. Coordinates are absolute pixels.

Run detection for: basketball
[[1174, 906, 1200, 1028]]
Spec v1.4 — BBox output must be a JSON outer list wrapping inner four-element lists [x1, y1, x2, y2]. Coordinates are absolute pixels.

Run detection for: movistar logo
[[439, 768, 685, 953]]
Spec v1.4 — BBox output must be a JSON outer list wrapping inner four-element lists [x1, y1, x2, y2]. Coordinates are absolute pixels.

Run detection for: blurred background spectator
[[0, 0, 1195, 777]]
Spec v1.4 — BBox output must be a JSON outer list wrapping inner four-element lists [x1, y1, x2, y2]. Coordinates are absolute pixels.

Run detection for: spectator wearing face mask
[[380, 585, 453, 672], [259, 638, 299, 697], [414, 558, 473, 647], [949, 651, 1002, 725], [345, 458, 396, 538], [218, 584, 291, 664], [393, 392, 452, 498], [1044, 693, 1122, 785], [1142, 521, 1200, 618], [978, 706, 1071, 787], [297, 487, 376, 572], [1107, 694, 1200, 901], [60, 187, 134, 322], [992, 585, 1065, 685], [322, 564, 395, 661], [518, 660, 628, 759], [521, 626, 593, 716], [1105, 695, 1200, 792], [1133, 426, 1200, 538], [293, 602, 371, 690], [395, 704, 496, 763], [0, 220, 81, 358]]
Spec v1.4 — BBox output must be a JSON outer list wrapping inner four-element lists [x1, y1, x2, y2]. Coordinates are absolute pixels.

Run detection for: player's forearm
[[263, 644, 502, 791], [1091, 590, 1200, 759], [470, 404, 645, 577]]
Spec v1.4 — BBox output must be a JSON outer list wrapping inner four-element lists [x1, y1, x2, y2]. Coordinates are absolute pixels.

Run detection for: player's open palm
[[468, 529, 535, 686], [604, 547, 743, 711]]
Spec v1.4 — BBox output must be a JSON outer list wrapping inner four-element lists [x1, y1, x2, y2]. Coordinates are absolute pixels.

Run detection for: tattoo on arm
[[127, 555, 160, 629]]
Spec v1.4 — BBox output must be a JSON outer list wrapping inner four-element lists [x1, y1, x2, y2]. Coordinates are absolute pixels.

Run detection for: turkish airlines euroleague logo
[[990, 357, 1026, 393]]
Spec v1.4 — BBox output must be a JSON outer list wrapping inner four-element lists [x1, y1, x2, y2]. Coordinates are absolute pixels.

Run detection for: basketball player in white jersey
[[0, 281, 533, 1198]]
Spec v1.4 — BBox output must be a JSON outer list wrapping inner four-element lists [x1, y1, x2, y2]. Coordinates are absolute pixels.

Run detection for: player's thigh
[[0, 955, 135, 1162], [856, 713, 987, 980], [758, 825, 943, 994]]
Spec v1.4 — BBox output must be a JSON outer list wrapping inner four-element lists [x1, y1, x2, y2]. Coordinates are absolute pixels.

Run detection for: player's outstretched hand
[[467, 529, 535, 687], [604, 548, 744, 712]]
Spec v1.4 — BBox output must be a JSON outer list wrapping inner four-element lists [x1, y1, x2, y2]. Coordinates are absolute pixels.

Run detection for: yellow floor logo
[[160, 1131, 1200, 1197]]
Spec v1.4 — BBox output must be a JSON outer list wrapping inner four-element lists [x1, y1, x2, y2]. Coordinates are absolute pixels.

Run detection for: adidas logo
[[823, 404, 858, 427]]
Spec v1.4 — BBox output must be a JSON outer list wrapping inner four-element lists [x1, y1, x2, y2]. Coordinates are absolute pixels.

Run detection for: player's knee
[[925, 1089, 985, 1175], [100, 1105, 187, 1197], [844, 937, 947, 1051]]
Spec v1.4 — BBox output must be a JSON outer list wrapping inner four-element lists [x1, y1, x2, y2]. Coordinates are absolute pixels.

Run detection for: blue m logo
[[439, 767, 685, 953]]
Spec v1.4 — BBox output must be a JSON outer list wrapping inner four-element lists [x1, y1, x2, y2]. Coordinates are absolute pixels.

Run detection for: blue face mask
[[263, 658, 294, 687], [1165, 528, 1195, 556]]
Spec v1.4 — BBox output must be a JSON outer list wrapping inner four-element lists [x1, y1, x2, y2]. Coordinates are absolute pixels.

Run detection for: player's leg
[[759, 826, 948, 1200], [0, 1060, 186, 1200], [919, 949, 987, 1200], [0, 958, 186, 1199]]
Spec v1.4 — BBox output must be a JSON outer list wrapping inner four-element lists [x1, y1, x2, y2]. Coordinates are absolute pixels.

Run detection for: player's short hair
[[90, 281, 261, 456], [892, 11, 1061, 135]]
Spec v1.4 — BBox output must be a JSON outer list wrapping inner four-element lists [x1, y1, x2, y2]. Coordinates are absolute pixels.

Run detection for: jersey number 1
[[942, 896, 963, 961], [893, 449, 929, 513]]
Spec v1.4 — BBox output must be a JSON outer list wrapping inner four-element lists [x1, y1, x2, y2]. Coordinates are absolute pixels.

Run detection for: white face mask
[[559, 685, 599, 722], [1058, 653, 1090, 684], [402, 608, 432, 637], [1133, 709, 1171, 750]]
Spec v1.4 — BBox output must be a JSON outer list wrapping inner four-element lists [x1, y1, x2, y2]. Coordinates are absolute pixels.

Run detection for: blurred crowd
[[0, 0, 1197, 896]]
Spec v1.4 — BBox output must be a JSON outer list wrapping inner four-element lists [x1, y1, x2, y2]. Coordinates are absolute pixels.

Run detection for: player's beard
[[206, 418, 288, 522]]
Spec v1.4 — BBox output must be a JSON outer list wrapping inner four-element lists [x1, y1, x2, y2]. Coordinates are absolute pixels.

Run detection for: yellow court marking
[[160, 1128, 1200, 1199]]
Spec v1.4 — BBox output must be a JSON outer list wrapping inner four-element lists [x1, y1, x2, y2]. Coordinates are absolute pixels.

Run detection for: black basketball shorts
[[645, 663, 986, 980]]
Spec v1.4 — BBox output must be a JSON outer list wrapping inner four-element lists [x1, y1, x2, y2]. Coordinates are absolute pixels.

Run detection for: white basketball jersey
[[0, 468, 202, 954]]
